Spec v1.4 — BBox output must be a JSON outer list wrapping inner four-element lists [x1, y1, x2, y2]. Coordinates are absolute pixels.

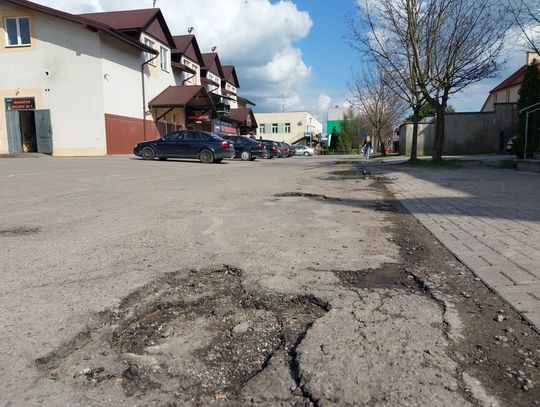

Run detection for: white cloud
[[31, 0, 314, 113]]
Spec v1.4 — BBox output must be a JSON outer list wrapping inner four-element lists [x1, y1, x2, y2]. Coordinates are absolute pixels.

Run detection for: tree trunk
[[375, 131, 384, 156], [410, 105, 421, 161], [432, 107, 445, 161]]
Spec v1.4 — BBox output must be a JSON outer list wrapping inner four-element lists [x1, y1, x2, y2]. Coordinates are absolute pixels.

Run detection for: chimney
[[527, 51, 540, 65]]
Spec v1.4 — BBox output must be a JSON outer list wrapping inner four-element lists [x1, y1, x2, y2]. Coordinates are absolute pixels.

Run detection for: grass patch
[[402, 158, 461, 169]]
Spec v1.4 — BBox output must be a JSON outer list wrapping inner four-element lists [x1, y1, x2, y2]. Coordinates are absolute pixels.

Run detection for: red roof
[[222, 66, 240, 88], [489, 64, 540, 93], [202, 53, 224, 78], [228, 108, 258, 128], [172, 35, 204, 66], [80, 8, 176, 49]]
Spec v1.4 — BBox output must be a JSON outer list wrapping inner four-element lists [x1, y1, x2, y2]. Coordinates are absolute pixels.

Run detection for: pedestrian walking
[[362, 138, 372, 159]]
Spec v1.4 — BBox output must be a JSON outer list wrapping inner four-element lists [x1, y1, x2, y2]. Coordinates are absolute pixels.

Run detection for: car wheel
[[213, 158, 223, 163], [304, 151, 309, 156], [250, 157, 256, 161], [199, 149, 214, 163], [240, 150, 252, 161], [141, 147, 155, 160]]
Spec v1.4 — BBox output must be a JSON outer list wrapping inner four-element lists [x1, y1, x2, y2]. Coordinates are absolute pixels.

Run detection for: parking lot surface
[[1, 155, 538, 406]]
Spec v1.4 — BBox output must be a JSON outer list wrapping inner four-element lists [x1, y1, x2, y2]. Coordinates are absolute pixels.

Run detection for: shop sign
[[186, 107, 212, 123], [214, 119, 238, 135], [5, 97, 35, 110]]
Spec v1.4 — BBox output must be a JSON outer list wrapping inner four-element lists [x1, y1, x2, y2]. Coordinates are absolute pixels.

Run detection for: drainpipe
[[141, 53, 159, 140], [182, 70, 197, 85]]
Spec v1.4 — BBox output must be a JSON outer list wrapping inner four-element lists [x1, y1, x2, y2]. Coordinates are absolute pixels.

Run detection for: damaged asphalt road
[[1, 156, 539, 406]]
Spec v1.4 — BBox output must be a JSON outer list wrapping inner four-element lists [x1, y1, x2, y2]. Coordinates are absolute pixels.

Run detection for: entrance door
[[35, 110, 52, 154], [6, 110, 22, 153]]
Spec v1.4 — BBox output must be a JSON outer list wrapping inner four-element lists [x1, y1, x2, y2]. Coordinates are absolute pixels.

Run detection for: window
[[284, 123, 291, 133], [272, 123, 278, 134], [144, 38, 155, 64], [5, 17, 31, 46], [260, 124, 265, 134], [160, 46, 168, 71], [162, 132, 182, 141]]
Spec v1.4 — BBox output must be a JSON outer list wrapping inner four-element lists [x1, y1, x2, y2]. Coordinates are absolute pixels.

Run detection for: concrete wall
[[0, 2, 106, 155], [399, 103, 518, 156]]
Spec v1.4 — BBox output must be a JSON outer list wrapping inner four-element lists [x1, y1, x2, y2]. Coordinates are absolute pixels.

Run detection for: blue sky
[[292, 0, 359, 108]]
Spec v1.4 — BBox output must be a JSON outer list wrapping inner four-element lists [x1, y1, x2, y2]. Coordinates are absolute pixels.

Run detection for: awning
[[171, 62, 195, 74], [148, 85, 216, 112], [226, 108, 258, 132]]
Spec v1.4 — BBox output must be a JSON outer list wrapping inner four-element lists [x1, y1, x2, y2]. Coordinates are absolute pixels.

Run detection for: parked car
[[275, 142, 290, 158], [259, 140, 279, 158], [506, 136, 518, 153], [221, 136, 266, 160], [282, 142, 295, 157], [294, 145, 315, 156], [134, 130, 235, 163]]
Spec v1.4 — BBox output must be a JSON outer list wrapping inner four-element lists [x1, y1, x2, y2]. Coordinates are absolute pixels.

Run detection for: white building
[[0, 1, 190, 155], [0, 0, 257, 155], [254, 111, 322, 145]]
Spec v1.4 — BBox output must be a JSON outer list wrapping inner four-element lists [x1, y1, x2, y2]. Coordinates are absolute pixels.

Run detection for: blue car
[[134, 130, 235, 163]]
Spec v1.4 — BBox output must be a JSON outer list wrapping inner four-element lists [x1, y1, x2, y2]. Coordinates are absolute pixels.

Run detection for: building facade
[[254, 111, 322, 145], [0, 0, 256, 156]]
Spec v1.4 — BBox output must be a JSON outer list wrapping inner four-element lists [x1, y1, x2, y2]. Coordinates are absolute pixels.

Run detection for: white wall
[[0, 3, 106, 155], [254, 111, 322, 144]]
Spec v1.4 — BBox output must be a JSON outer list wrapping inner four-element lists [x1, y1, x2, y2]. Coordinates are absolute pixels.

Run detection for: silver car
[[294, 145, 315, 156]]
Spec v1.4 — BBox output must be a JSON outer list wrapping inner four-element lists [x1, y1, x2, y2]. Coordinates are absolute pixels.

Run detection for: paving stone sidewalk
[[384, 163, 540, 331]]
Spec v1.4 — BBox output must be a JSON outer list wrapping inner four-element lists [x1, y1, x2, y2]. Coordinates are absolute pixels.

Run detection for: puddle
[[36, 266, 329, 405]]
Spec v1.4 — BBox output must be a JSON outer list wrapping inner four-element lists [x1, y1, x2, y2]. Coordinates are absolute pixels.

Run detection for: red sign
[[187, 107, 212, 123], [5, 97, 35, 110]]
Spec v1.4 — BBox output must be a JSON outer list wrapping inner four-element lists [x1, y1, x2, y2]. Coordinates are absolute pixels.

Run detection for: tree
[[335, 131, 352, 153], [349, 0, 425, 161], [340, 107, 367, 149], [349, 68, 406, 156], [408, 0, 511, 160], [405, 103, 455, 121], [507, 0, 540, 55], [329, 128, 339, 150], [517, 59, 540, 156]]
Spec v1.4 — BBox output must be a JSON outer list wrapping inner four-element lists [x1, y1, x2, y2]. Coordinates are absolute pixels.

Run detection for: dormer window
[[5, 17, 31, 46]]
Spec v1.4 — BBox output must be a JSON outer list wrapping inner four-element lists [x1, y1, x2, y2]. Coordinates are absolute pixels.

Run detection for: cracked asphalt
[[0, 155, 538, 406]]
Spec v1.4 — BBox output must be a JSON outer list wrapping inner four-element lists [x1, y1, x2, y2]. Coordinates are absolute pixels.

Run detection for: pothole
[[331, 263, 423, 291], [0, 226, 41, 236], [36, 266, 328, 405], [274, 192, 341, 201]]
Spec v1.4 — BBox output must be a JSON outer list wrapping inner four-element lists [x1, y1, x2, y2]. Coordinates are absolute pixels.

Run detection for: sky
[[31, 0, 530, 127]]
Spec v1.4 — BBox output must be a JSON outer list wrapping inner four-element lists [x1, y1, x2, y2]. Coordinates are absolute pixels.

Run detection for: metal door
[[35, 110, 53, 154], [6, 110, 22, 153]]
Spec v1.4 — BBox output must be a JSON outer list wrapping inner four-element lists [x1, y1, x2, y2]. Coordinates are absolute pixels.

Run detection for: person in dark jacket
[[362, 138, 372, 159]]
